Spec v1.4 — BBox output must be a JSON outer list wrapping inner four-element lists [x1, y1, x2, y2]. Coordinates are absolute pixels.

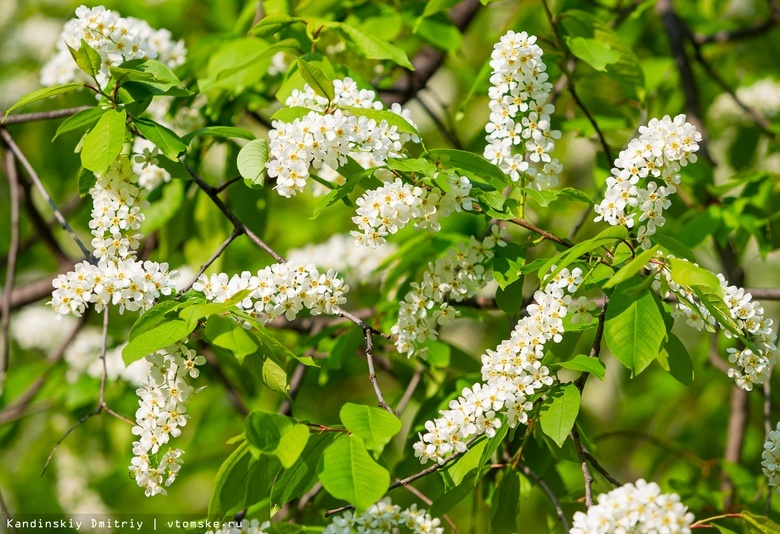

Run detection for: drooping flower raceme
[[40, 5, 186, 89], [392, 229, 504, 357], [128, 341, 205, 497], [483, 30, 562, 189], [324, 497, 443, 534], [594, 115, 702, 249], [569, 479, 694, 533], [49, 159, 179, 318], [350, 174, 474, 248], [266, 77, 419, 197], [192, 261, 348, 323], [286, 233, 398, 287], [413, 267, 581, 465], [763, 422, 780, 493], [655, 256, 778, 391]]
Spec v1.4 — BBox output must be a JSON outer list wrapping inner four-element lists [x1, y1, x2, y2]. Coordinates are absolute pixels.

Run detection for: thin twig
[[0, 151, 20, 395], [0, 488, 17, 534], [572, 428, 594, 507], [396, 365, 423, 414], [413, 93, 462, 149], [400, 482, 458, 533], [279, 363, 307, 416], [519, 464, 571, 531], [1, 106, 90, 125], [582, 450, 621, 487], [364, 329, 394, 414], [509, 218, 573, 248], [215, 175, 243, 194], [0, 129, 93, 261], [181, 226, 243, 293]]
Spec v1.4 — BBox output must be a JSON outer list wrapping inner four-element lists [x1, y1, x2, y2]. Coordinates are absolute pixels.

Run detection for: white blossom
[[483, 30, 562, 189], [324, 497, 443, 534], [570, 479, 694, 533]]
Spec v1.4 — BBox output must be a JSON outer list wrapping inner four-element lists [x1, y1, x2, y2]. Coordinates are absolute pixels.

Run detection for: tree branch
[[396, 365, 423, 414], [364, 329, 394, 414], [1, 106, 90, 125], [0, 129, 93, 261], [180, 225, 243, 293], [1, 151, 20, 395], [519, 463, 571, 531]]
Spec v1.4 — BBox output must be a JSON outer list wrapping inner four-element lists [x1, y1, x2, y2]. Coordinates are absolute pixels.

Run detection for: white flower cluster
[[193, 261, 348, 322], [324, 497, 443, 534], [763, 421, 780, 493], [351, 175, 474, 248], [413, 267, 582, 465], [286, 233, 397, 287], [594, 115, 702, 249], [392, 229, 504, 357], [49, 159, 179, 318], [483, 30, 562, 189], [129, 342, 205, 497], [132, 138, 171, 191], [710, 78, 780, 125], [570, 479, 694, 534], [310, 150, 393, 196], [266, 77, 419, 197], [205, 519, 271, 534], [41, 5, 186, 89], [657, 259, 778, 391]]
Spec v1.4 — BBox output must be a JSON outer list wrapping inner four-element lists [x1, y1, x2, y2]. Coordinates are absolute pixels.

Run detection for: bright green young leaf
[[237, 138, 269, 188], [76, 39, 102, 78], [253, 324, 319, 367], [245, 411, 310, 469], [270, 106, 319, 123], [667, 257, 722, 293], [3, 82, 84, 120], [566, 36, 620, 72], [523, 187, 559, 208], [604, 280, 666, 375], [260, 354, 290, 394], [133, 117, 187, 160], [180, 126, 256, 145], [81, 108, 127, 175], [385, 158, 437, 175], [332, 22, 414, 70], [296, 58, 335, 102], [179, 303, 227, 331], [128, 300, 181, 340], [317, 434, 390, 512], [338, 403, 402, 454], [78, 168, 96, 198], [270, 433, 336, 509], [423, 148, 506, 182], [205, 315, 258, 364], [122, 318, 193, 365], [650, 233, 697, 263], [492, 242, 526, 289], [556, 355, 607, 381], [53, 107, 103, 141], [249, 14, 301, 37], [539, 383, 581, 447], [657, 333, 693, 386], [604, 245, 659, 289], [558, 187, 595, 204], [540, 225, 628, 284]]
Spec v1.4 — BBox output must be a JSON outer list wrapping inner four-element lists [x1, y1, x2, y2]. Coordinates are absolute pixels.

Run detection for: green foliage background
[[1, 0, 780, 532]]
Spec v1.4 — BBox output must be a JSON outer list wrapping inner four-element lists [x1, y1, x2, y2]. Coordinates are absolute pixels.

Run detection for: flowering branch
[[0, 129, 93, 261], [0, 151, 20, 395]]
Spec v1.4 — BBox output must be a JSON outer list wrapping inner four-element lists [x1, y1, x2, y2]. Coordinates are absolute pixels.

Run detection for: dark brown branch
[[364, 329, 394, 414], [0, 129, 93, 261], [1, 106, 90, 125], [180, 226, 243, 293], [519, 464, 571, 531], [571, 427, 594, 507], [1, 151, 20, 394], [509, 218, 573, 248]]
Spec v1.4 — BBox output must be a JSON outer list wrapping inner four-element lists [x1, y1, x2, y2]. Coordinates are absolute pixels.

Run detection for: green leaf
[[566, 37, 620, 72], [495, 276, 525, 317], [3, 82, 84, 120], [296, 57, 335, 102], [317, 434, 390, 512], [338, 403, 402, 454], [741, 511, 780, 533], [557, 187, 595, 204], [604, 280, 666, 375], [179, 303, 227, 331], [180, 126, 256, 145], [270, 433, 336, 509], [81, 108, 127, 175], [556, 355, 606, 381], [657, 333, 693, 386], [237, 138, 269, 188], [270, 106, 319, 123], [260, 354, 290, 395], [340, 106, 419, 136], [253, 324, 319, 367], [133, 117, 187, 161], [76, 39, 103, 78], [667, 257, 722, 293], [385, 157, 436, 175], [423, 148, 506, 182], [205, 315, 258, 364], [332, 22, 414, 70], [78, 168, 96, 198], [490, 469, 520, 534], [208, 441, 253, 519], [310, 167, 366, 220], [140, 179, 185, 234], [53, 107, 103, 141], [523, 187, 559, 208], [113, 59, 190, 97], [245, 411, 310, 469], [539, 383, 580, 448], [492, 242, 526, 289], [540, 225, 628, 284], [249, 14, 301, 37], [129, 300, 181, 340], [122, 319, 193, 365], [603, 245, 659, 289]]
